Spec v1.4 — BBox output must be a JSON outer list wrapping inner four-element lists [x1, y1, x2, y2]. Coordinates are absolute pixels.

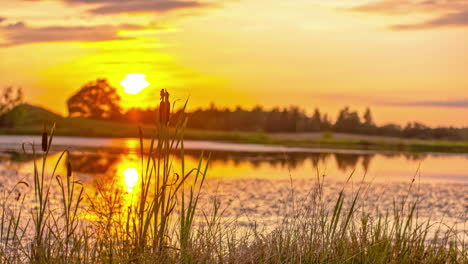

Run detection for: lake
[[0, 135, 467, 235]]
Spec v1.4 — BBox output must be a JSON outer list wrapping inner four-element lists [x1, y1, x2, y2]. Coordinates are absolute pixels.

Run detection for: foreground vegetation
[[0, 97, 466, 263]]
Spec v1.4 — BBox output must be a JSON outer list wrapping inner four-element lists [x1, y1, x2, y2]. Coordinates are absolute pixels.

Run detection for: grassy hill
[[0, 104, 62, 127], [0, 104, 150, 137]]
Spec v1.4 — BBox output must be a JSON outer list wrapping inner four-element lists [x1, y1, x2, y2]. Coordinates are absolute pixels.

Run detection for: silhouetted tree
[[321, 113, 333, 131], [67, 79, 122, 120], [361, 107, 377, 133], [310, 108, 322, 131], [266, 107, 282, 132], [125, 107, 158, 124], [363, 108, 374, 126], [0, 86, 22, 115], [334, 107, 361, 133], [378, 124, 402, 137], [403, 122, 431, 139]]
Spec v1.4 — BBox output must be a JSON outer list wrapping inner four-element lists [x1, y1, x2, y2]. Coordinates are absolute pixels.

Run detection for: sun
[[120, 73, 150, 94]]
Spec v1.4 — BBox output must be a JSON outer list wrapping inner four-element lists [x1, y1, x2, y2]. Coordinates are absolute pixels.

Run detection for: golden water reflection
[[113, 154, 140, 195], [122, 168, 139, 192], [7, 149, 468, 186]]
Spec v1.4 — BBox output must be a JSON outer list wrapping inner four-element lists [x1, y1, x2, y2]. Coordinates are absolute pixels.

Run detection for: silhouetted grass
[[0, 99, 466, 263]]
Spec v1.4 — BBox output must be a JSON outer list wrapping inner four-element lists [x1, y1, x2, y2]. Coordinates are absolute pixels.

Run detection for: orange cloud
[[0, 22, 146, 47], [384, 98, 468, 108], [351, 0, 468, 29], [392, 9, 468, 29], [61, 0, 210, 15], [90, 0, 208, 14], [351, 0, 467, 14]]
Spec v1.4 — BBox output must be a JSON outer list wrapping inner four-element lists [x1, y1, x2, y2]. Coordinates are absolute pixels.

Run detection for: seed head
[[67, 160, 72, 177], [41, 132, 48, 152], [159, 89, 170, 125]]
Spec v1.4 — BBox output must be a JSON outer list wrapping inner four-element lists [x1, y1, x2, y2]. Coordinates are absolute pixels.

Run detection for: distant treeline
[[63, 79, 468, 141], [3, 80, 466, 141], [122, 104, 468, 141]]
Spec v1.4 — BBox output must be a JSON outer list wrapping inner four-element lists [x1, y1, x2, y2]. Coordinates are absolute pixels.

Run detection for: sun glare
[[120, 73, 150, 95], [122, 167, 139, 192]]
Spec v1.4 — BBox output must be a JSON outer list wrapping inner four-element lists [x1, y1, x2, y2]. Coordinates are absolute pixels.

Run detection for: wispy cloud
[[0, 22, 145, 47], [90, 0, 207, 15], [0, 0, 214, 47], [319, 93, 468, 108], [351, 0, 467, 14], [386, 99, 468, 108], [350, 0, 468, 30], [392, 9, 468, 30], [61, 0, 209, 15], [350, 0, 418, 14]]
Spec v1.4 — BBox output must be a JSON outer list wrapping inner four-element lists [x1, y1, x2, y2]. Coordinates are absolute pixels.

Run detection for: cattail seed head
[[67, 160, 72, 177], [159, 89, 170, 125], [41, 132, 48, 152]]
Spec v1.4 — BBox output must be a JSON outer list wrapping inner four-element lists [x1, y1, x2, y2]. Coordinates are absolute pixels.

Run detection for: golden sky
[[1, 0, 468, 126]]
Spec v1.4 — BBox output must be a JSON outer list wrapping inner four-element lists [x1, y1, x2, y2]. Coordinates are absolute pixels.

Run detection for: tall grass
[[0, 91, 466, 263]]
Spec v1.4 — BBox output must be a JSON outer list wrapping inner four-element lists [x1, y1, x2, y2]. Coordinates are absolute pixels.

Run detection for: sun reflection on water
[[122, 167, 139, 192], [115, 154, 140, 193]]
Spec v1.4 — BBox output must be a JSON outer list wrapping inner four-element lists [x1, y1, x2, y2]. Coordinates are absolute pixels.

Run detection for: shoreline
[[2, 127, 468, 154]]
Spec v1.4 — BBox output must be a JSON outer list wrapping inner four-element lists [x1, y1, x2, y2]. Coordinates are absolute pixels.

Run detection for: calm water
[[0, 135, 467, 234], [2, 135, 468, 183]]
